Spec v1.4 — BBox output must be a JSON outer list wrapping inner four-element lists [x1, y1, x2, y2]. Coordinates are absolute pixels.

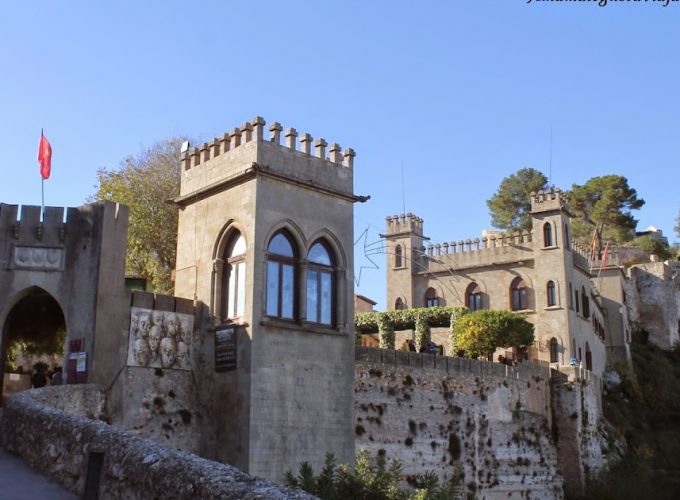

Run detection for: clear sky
[[1, 1, 678, 309]]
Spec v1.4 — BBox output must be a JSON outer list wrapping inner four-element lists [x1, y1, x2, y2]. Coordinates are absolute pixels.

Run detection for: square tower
[[173, 117, 362, 480]]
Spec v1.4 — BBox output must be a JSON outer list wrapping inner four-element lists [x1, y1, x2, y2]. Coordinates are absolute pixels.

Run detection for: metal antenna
[[401, 161, 406, 214], [549, 125, 553, 187]]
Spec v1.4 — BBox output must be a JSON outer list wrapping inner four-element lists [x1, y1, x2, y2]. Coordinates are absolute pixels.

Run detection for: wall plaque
[[215, 327, 237, 372]]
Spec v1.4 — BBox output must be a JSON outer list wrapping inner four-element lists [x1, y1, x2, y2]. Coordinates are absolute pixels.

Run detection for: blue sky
[[1, 1, 678, 309]]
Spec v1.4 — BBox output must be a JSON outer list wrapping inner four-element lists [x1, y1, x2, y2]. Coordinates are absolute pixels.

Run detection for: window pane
[[320, 271, 332, 325], [266, 261, 279, 316], [306, 270, 318, 323], [236, 262, 246, 317], [230, 234, 246, 257], [282, 264, 294, 319], [227, 263, 237, 318], [309, 243, 332, 265], [268, 233, 294, 257]]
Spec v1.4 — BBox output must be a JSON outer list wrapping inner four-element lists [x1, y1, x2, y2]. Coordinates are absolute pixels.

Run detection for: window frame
[[306, 240, 335, 326], [543, 222, 553, 247], [510, 277, 528, 311], [221, 231, 247, 320], [395, 244, 403, 268], [466, 283, 483, 311], [265, 231, 298, 320], [424, 287, 439, 308], [546, 280, 556, 307], [549, 337, 559, 363]]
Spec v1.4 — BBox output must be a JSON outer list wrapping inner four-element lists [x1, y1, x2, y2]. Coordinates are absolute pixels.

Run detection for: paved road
[[0, 447, 77, 499]]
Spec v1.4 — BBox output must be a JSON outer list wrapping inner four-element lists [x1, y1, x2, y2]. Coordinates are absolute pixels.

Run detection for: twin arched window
[[510, 277, 528, 311], [424, 287, 439, 308], [466, 283, 483, 311], [265, 231, 336, 326]]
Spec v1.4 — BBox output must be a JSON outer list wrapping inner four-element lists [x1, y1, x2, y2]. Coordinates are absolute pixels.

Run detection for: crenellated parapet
[[530, 188, 569, 214], [384, 213, 424, 237], [421, 229, 534, 272], [180, 116, 355, 172], [0, 201, 125, 271], [425, 230, 533, 257]]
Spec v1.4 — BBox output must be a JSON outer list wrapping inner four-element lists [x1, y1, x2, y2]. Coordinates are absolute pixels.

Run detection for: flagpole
[[40, 128, 44, 221]]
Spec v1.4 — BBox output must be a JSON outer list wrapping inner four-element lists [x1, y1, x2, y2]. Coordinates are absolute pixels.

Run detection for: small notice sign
[[215, 327, 237, 372]]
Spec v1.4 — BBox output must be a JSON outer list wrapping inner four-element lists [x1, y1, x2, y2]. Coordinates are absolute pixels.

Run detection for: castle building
[[173, 117, 363, 479], [384, 189, 624, 378]]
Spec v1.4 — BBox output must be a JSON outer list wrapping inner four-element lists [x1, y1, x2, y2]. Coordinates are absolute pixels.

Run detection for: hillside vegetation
[[588, 333, 680, 499]]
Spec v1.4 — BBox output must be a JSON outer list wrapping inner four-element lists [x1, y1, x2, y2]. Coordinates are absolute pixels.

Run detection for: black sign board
[[215, 327, 238, 372]]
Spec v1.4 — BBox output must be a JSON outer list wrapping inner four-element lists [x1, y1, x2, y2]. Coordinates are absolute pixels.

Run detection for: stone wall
[[354, 347, 563, 499], [626, 262, 680, 349], [0, 385, 314, 499]]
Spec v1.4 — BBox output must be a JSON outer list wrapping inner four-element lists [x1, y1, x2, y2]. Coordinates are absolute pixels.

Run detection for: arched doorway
[[1, 288, 66, 400]]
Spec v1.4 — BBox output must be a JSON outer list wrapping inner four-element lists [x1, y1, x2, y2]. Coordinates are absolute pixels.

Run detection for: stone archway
[[1, 287, 66, 400]]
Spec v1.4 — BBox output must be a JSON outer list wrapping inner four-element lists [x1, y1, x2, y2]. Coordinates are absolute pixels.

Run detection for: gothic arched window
[[547, 281, 556, 307], [581, 286, 590, 319], [306, 241, 335, 325], [222, 231, 247, 319], [395, 298, 405, 310], [395, 244, 403, 268], [266, 231, 297, 320], [510, 277, 528, 311], [549, 337, 559, 363], [543, 222, 553, 247], [564, 223, 570, 250], [466, 283, 483, 311], [424, 287, 439, 308]]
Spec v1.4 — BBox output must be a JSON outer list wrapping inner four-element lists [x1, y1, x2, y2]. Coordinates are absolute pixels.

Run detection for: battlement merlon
[[0, 201, 126, 246], [529, 188, 572, 215], [383, 213, 425, 238], [176, 117, 365, 203]]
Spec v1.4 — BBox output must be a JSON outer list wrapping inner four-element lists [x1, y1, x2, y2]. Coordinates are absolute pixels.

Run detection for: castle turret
[[383, 213, 425, 310], [173, 117, 363, 480]]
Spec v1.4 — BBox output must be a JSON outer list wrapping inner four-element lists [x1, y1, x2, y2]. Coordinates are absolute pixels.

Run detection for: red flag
[[601, 242, 610, 268], [37, 131, 52, 180]]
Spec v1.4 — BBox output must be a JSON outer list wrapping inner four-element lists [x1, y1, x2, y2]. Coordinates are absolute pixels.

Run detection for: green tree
[[568, 175, 644, 252], [91, 138, 185, 294], [486, 168, 549, 231], [628, 235, 672, 261], [675, 208, 680, 239], [451, 310, 534, 359]]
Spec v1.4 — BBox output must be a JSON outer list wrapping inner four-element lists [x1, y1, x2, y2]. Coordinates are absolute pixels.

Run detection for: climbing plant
[[356, 306, 468, 335]]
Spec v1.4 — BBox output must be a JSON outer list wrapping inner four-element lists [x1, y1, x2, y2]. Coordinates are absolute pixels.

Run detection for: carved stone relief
[[13, 246, 63, 270], [127, 307, 194, 370]]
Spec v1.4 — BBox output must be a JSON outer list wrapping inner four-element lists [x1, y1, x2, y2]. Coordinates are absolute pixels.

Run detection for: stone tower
[[383, 213, 425, 310], [173, 117, 361, 480], [529, 189, 579, 363]]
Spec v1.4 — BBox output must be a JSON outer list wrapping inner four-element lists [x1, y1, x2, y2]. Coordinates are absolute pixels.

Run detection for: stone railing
[[0, 385, 314, 499], [355, 346, 550, 382]]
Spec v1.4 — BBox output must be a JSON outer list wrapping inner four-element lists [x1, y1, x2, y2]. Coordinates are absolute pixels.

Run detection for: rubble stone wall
[[0, 385, 314, 499]]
